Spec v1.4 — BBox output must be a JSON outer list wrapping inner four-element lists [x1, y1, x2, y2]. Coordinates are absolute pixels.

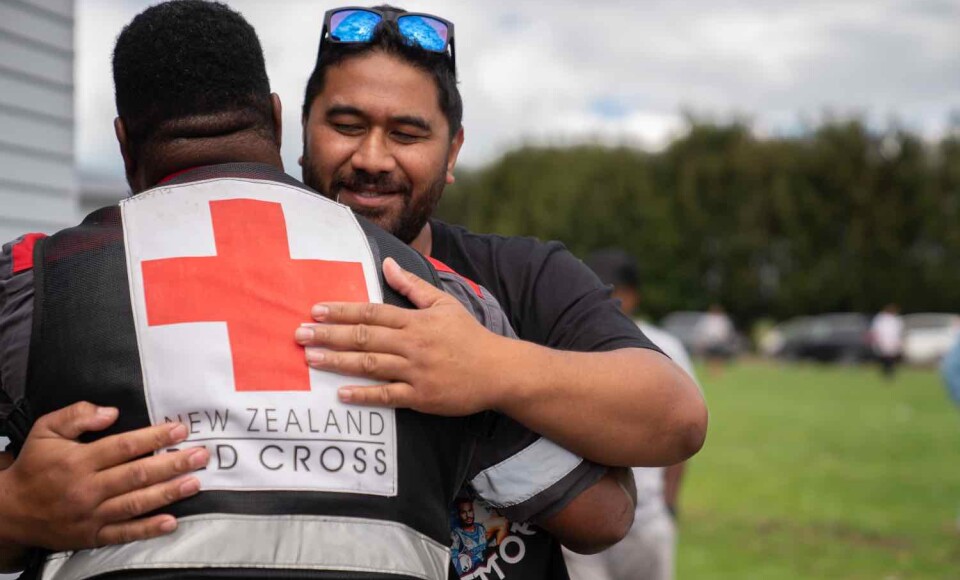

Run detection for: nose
[[351, 130, 397, 175]]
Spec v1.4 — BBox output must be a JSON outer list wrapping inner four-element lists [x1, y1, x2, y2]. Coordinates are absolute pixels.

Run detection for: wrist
[[488, 339, 561, 417], [472, 332, 520, 413], [0, 468, 25, 546]]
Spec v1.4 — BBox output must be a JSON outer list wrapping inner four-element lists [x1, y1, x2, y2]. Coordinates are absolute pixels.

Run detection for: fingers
[[306, 301, 409, 329], [34, 402, 119, 441], [306, 350, 407, 380], [97, 475, 202, 525], [94, 513, 181, 547], [383, 257, 446, 309], [297, 323, 404, 354], [87, 422, 190, 471], [93, 446, 209, 500], [299, 258, 449, 339], [338, 382, 417, 408]]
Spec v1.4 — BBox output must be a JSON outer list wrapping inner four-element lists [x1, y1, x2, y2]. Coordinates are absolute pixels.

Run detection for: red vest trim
[[427, 257, 483, 298], [12, 233, 47, 273]]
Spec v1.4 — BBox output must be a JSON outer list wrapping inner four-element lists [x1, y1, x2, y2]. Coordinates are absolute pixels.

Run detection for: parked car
[[760, 316, 814, 357], [769, 313, 873, 363], [660, 311, 747, 359], [902, 313, 960, 365]]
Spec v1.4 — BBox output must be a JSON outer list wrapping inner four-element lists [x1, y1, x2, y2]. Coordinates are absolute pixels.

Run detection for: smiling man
[[297, 5, 705, 466], [295, 5, 707, 578]]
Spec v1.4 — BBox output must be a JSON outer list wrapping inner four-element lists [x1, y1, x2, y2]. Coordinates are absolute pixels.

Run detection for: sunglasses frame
[[319, 6, 456, 77]]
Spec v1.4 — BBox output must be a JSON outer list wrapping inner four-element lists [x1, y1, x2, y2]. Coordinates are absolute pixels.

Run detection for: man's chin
[[350, 206, 400, 234]]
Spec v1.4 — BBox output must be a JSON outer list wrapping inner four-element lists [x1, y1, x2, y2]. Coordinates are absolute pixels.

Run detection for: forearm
[[489, 341, 708, 467], [0, 454, 28, 572], [541, 467, 635, 554]]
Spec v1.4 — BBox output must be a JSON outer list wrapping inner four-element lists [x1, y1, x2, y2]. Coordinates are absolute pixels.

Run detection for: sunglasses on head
[[319, 6, 456, 75]]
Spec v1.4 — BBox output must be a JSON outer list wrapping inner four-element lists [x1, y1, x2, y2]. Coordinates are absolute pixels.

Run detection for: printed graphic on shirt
[[122, 180, 397, 496], [450, 495, 555, 580]]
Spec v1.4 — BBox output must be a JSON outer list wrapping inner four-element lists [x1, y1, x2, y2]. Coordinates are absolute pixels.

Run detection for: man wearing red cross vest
[[0, 2, 639, 578]]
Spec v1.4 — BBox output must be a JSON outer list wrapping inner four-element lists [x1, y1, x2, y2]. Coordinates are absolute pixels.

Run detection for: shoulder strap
[[356, 217, 441, 308]]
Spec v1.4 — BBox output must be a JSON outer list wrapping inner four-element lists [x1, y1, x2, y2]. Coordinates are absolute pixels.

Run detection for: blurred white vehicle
[[760, 316, 814, 357], [902, 313, 960, 365]]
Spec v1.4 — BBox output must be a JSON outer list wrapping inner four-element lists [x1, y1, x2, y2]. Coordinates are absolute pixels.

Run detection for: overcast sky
[[77, 0, 960, 179]]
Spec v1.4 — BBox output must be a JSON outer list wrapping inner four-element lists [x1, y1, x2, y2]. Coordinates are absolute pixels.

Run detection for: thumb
[[33, 401, 119, 441], [383, 257, 446, 309]]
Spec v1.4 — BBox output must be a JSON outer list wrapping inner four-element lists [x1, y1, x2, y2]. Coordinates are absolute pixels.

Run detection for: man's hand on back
[[295, 257, 509, 416], [296, 258, 707, 468], [0, 401, 208, 551]]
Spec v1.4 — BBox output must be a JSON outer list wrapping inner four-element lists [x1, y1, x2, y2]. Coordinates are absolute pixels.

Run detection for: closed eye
[[392, 130, 425, 143], [333, 123, 364, 135]]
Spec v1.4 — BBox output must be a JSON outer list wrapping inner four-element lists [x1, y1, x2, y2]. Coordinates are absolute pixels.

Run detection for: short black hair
[[302, 4, 462, 138], [585, 248, 640, 289], [113, 0, 274, 152]]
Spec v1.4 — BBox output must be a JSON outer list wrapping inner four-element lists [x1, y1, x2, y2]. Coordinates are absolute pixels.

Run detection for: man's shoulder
[[430, 220, 578, 285], [432, 220, 564, 257], [1, 233, 48, 280]]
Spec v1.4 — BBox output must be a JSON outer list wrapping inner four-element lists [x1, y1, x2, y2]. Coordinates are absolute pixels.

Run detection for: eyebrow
[[391, 115, 432, 133], [325, 105, 365, 119], [325, 105, 432, 133]]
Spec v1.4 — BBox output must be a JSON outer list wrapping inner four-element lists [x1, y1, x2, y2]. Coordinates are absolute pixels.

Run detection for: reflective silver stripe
[[41, 514, 449, 580], [471, 437, 583, 508]]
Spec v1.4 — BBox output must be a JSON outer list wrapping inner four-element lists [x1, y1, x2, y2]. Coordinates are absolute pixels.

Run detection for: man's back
[[7, 164, 466, 579]]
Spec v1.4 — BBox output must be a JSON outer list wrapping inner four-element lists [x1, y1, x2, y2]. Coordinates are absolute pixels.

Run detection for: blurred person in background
[[693, 303, 734, 376], [941, 334, 960, 531], [941, 333, 960, 407], [563, 248, 702, 580], [870, 304, 904, 380]]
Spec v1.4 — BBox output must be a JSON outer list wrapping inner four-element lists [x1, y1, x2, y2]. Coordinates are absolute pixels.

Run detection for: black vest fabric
[[18, 175, 477, 579]]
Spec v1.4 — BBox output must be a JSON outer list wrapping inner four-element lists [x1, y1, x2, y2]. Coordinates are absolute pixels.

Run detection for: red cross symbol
[[141, 198, 369, 392]]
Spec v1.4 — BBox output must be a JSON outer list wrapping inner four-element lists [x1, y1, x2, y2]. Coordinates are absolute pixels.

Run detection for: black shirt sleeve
[[430, 221, 662, 354]]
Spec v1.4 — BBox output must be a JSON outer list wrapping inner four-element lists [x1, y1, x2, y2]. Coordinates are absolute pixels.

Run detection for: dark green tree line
[[438, 119, 960, 324]]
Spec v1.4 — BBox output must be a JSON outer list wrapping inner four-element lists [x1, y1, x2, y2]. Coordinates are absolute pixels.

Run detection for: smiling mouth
[[337, 188, 405, 210]]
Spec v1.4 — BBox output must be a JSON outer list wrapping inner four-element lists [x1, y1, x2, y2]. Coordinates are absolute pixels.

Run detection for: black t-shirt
[[430, 220, 659, 355], [430, 220, 661, 580]]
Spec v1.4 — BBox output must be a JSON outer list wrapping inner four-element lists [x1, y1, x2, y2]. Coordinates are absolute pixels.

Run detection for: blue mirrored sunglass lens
[[330, 10, 381, 42], [397, 15, 448, 52]]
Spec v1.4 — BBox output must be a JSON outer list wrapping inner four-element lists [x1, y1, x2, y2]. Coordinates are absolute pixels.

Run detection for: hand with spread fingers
[[295, 257, 510, 416], [0, 401, 208, 556], [296, 257, 705, 470]]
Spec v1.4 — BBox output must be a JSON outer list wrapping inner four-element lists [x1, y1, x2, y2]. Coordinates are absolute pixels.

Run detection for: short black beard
[[301, 155, 446, 245], [389, 172, 445, 244]]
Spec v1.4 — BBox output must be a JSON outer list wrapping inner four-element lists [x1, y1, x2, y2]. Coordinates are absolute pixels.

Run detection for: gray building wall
[[0, 0, 77, 244], [0, 2, 74, 575]]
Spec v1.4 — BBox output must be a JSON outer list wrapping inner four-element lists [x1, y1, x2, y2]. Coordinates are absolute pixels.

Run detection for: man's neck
[[136, 136, 283, 192], [410, 221, 433, 257]]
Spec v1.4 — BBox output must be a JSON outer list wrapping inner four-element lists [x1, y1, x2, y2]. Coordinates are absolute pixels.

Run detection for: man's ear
[[114, 117, 137, 187], [446, 127, 465, 185], [270, 93, 283, 149]]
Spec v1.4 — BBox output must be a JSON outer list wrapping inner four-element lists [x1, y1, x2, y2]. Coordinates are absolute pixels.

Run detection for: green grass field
[[677, 361, 960, 579]]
